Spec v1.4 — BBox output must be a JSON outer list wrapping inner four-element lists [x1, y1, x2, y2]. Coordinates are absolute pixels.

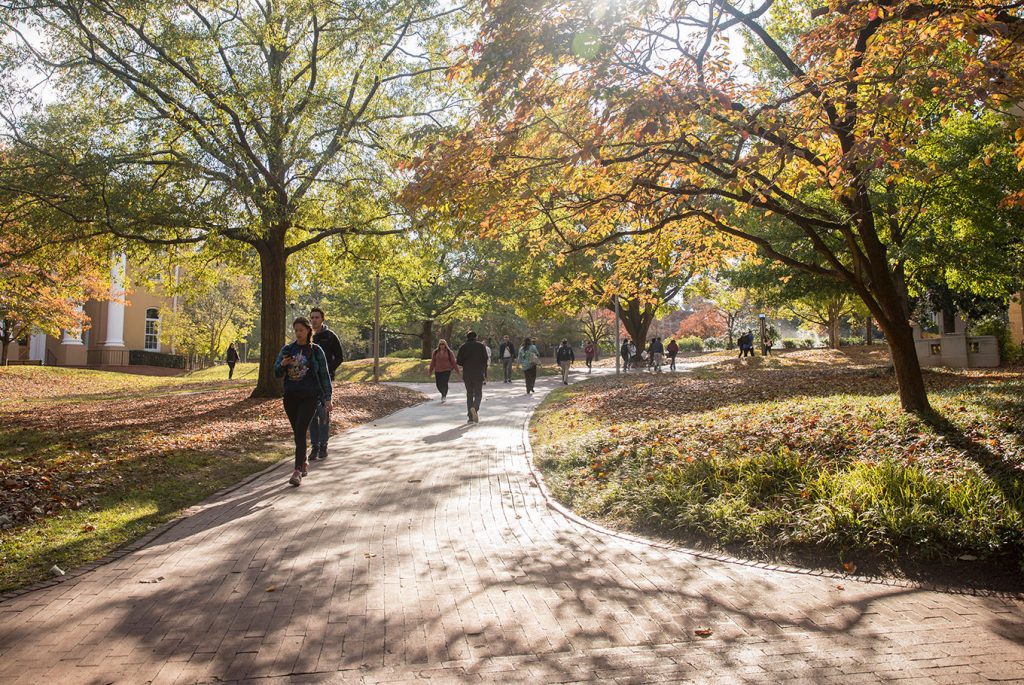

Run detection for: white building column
[[102, 252, 127, 347], [29, 333, 47, 361], [61, 305, 85, 345]]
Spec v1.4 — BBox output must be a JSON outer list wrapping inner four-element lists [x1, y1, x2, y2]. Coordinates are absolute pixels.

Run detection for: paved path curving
[[1, 369, 1022, 684]]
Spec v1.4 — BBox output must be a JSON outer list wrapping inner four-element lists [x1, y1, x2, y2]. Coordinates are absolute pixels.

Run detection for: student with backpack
[[620, 339, 631, 371], [274, 317, 333, 487], [555, 339, 575, 384], [456, 331, 489, 423], [583, 341, 596, 372], [428, 339, 459, 403], [519, 337, 540, 394]]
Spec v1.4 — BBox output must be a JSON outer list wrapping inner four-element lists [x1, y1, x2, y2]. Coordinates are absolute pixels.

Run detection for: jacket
[[583, 344, 595, 358], [456, 339, 490, 382], [519, 344, 539, 369], [556, 345, 575, 363], [273, 342, 333, 401], [312, 325, 344, 379], [429, 347, 458, 374], [499, 341, 517, 359], [226, 347, 239, 363], [667, 341, 679, 355]]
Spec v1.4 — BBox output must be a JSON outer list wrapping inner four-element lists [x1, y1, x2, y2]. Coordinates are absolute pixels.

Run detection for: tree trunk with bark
[[252, 238, 288, 398], [420, 319, 434, 359], [866, 316, 873, 345]]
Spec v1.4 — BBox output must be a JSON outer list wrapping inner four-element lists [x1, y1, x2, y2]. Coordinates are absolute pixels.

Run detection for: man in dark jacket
[[307, 307, 345, 459], [556, 339, 575, 385], [456, 331, 489, 423], [498, 335, 517, 383]]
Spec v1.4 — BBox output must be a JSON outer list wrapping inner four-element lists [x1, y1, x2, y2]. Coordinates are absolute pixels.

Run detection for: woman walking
[[428, 339, 459, 403], [274, 317, 333, 487], [583, 341, 596, 373], [519, 337, 540, 394], [225, 343, 239, 379]]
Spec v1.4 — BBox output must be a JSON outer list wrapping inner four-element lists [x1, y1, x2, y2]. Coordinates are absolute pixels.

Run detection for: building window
[[145, 308, 160, 351]]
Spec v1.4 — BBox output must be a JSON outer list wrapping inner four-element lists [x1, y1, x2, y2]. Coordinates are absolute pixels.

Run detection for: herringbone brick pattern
[[1, 372, 1022, 684]]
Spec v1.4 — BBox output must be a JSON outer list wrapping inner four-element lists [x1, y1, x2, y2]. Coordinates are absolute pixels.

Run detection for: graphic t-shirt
[[283, 343, 319, 395]]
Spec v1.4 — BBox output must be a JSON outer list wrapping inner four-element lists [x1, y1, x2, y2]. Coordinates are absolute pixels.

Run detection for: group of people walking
[[619, 337, 680, 372], [273, 308, 345, 487]]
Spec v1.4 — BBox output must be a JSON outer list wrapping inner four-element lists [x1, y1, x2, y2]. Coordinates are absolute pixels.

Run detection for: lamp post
[[759, 313, 767, 356], [614, 294, 621, 375], [373, 274, 381, 382]]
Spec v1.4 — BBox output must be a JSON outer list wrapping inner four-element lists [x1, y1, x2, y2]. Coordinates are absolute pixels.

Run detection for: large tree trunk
[[614, 299, 655, 360], [865, 316, 873, 345], [882, 316, 931, 414], [420, 319, 434, 359], [252, 238, 287, 398], [1, 339, 9, 366]]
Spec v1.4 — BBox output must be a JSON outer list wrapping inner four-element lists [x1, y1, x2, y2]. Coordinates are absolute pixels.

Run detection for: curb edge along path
[[0, 367, 1020, 684]]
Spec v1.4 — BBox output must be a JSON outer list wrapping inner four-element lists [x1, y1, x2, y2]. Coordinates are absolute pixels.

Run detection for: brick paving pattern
[[1, 370, 1022, 684]]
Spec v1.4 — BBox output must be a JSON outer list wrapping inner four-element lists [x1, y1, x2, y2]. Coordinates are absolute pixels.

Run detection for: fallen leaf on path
[[694, 628, 713, 638]]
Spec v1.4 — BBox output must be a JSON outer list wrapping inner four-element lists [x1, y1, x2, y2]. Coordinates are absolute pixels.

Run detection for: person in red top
[[583, 341, 596, 373], [427, 339, 460, 403], [666, 338, 679, 371]]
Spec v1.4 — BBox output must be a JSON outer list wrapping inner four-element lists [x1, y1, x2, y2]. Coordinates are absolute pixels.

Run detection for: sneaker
[[300, 460, 309, 477], [441, 397, 446, 404], [289, 469, 302, 486], [470, 407, 479, 423], [318, 444, 328, 460]]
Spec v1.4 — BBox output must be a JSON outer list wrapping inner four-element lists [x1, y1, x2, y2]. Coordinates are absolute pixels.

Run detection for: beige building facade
[[1011, 292, 1023, 347], [10, 254, 177, 369]]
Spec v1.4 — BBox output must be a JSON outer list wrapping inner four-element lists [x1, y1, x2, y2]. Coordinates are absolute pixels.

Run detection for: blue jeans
[[308, 401, 329, 447]]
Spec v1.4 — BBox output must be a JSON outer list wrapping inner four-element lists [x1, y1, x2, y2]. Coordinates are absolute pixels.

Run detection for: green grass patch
[[0, 445, 282, 592], [531, 369, 1024, 574]]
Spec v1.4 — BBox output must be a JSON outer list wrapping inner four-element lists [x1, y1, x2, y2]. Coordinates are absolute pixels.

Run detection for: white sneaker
[[470, 407, 479, 423]]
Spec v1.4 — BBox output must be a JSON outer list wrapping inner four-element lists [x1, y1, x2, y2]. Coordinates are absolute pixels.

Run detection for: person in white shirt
[[483, 338, 492, 384], [498, 335, 517, 383]]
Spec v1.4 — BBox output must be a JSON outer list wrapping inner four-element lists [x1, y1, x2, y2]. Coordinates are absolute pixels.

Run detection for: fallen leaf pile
[[1, 375, 423, 529]]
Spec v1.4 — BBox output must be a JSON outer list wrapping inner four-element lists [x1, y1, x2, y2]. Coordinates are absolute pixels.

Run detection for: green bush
[[703, 336, 726, 350], [782, 338, 799, 349], [971, 316, 1023, 363], [840, 337, 866, 347], [676, 336, 704, 352]]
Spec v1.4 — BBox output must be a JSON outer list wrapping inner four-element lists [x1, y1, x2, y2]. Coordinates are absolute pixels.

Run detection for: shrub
[[840, 336, 866, 347], [800, 338, 816, 349], [782, 338, 799, 350], [703, 336, 726, 350], [971, 316, 1023, 363], [676, 336, 704, 352]]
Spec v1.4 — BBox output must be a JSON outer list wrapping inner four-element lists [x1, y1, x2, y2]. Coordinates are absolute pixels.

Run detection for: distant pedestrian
[[428, 339, 459, 403], [308, 307, 344, 460], [763, 336, 773, 356], [556, 339, 575, 385], [620, 339, 631, 371], [225, 343, 239, 379], [628, 340, 637, 369], [650, 337, 664, 372], [519, 337, 540, 394], [583, 341, 596, 372], [666, 338, 679, 371], [456, 331, 489, 423], [274, 317, 332, 487], [499, 335, 517, 383]]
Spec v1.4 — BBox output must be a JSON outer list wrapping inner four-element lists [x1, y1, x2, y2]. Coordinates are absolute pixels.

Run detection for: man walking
[[556, 338, 575, 385], [499, 335, 517, 383], [456, 331, 489, 423], [583, 340, 596, 372], [308, 307, 344, 459], [650, 336, 664, 372], [620, 338, 631, 371]]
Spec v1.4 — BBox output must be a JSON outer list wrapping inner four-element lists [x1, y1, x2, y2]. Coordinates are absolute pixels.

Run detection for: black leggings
[[435, 370, 451, 398], [283, 393, 318, 469], [524, 365, 538, 393]]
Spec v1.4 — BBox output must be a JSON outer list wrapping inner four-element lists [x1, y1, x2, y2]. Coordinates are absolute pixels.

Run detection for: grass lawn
[[531, 347, 1024, 589], [0, 365, 423, 592], [334, 356, 560, 383]]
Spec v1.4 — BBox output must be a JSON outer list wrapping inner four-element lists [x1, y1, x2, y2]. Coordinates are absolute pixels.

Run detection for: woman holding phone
[[274, 317, 333, 486]]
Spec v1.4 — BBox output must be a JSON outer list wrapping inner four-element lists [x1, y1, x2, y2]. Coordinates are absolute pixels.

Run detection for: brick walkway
[[1, 370, 1022, 684]]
